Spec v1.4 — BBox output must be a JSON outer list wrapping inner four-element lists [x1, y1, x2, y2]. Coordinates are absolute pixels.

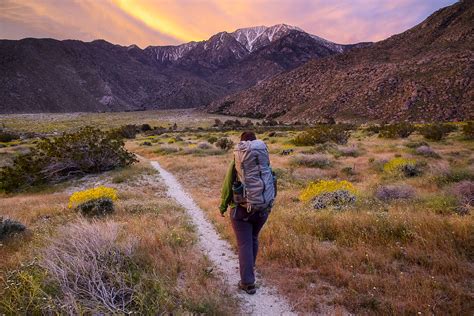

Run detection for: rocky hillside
[[0, 24, 355, 113], [0, 39, 224, 113], [208, 1, 474, 122]]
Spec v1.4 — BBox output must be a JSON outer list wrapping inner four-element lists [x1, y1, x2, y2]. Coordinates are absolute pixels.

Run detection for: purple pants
[[230, 206, 269, 285]]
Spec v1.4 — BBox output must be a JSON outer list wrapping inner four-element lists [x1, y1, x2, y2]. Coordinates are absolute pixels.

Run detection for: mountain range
[[0, 1, 472, 122], [208, 0, 474, 122], [0, 24, 361, 113]]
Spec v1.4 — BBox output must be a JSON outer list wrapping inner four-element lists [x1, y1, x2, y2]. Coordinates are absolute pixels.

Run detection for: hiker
[[219, 131, 276, 295]]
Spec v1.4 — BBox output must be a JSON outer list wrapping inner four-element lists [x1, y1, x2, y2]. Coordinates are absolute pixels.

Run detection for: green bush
[[364, 124, 382, 135], [292, 124, 352, 146], [0, 127, 137, 192], [379, 123, 415, 139], [207, 136, 218, 144], [140, 124, 152, 132], [419, 123, 456, 141], [114, 125, 138, 139], [461, 122, 474, 140], [434, 168, 474, 186], [76, 198, 115, 217], [215, 137, 234, 151], [0, 129, 19, 143]]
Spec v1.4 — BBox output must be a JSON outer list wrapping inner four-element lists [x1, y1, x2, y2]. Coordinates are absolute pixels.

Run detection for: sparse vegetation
[[461, 121, 474, 140], [418, 123, 456, 141], [290, 154, 332, 168], [379, 122, 415, 138], [1, 111, 473, 315], [292, 124, 352, 146]]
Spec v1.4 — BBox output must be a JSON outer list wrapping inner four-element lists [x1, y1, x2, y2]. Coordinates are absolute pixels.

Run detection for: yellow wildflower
[[299, 180, 357, 202], [383, 157, 416, 174], [68, 186, 118, 209]]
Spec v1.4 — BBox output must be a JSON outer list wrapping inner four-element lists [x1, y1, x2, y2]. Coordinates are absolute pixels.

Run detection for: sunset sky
[[0, 0, 457, 48]]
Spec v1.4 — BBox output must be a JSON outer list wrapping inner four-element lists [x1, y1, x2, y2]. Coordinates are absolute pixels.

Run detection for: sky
[[0, 0, 458, 48]]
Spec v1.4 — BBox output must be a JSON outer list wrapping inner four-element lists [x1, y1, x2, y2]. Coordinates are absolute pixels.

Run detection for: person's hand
[[219, 208, 226, 217]]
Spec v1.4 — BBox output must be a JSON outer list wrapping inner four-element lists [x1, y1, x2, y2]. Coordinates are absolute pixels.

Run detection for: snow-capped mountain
[[0, 24, 369, 113], [145, 24, 351, 64], [145, 42, 199, 63]]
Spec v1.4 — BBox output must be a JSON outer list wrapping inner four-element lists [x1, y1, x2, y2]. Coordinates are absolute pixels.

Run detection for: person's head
[[240, 131, 257, 141]]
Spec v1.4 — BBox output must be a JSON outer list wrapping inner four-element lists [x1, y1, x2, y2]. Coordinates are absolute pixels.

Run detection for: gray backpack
[[233, 140, 276, 212]]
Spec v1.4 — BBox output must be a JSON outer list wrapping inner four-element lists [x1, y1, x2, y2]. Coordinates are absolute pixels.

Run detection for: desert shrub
[[424, 195, 460, 215], [0, 129, 19, 143], [364, 124, 382, 135], [341, 166, 357, 176], [375, 185, 416, 202], [450, 181, 473, 213], [207, 136, 218, 144], [419, 123, 456, 141], [77, 198, 115, 217], [0, 217, 26, 239], [212, 119, 222, 127], [40, 220, 140, 313], [141, 141, 152, 146], [379, 122, 415, 138], [291, 154, 331, 168], [310, 190, 356, 210], [115, 125, 138, 139], [215, 137, 234, 151], [461, 122, 474, 140], [197, 142, 211, 150], [69, 186, 118, 217], [292, 124, 351, 146], [154, 145, 179, 155], [414, 145, 440, 158], [0, 127, 137, 192], [405, 141, 429, 149], [140, 124, 152, 132], [337, 146, 360, 157], [433, 167, 474, 186], [383, 157, 422, 177]]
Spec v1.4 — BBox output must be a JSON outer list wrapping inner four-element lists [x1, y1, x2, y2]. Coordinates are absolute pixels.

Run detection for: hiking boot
[[238, 281, 257, 295]]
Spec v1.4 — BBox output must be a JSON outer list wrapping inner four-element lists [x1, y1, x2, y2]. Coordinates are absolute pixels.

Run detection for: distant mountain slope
[[0, 24, 354, 113], [208, 1, 474, 122], [0, 39, 225, 113]]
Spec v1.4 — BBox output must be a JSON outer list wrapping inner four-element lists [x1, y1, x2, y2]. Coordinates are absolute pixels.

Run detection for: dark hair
[[240, 131, 257, 141]]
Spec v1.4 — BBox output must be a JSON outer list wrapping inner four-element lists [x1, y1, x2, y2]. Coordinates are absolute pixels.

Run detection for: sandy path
[[150, 160, 296, 315]]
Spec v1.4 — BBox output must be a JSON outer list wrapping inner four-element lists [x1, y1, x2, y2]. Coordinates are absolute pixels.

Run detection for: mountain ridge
[[207, 0, 474, 122], [0, 24, 356, 113]]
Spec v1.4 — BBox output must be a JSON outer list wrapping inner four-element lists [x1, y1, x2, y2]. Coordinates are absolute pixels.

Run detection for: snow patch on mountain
[[146, 23, 346, 62], [147, 42, 199, 62]]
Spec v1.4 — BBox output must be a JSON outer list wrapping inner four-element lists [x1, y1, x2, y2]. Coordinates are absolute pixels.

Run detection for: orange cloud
[[0, 0, 457, 47]]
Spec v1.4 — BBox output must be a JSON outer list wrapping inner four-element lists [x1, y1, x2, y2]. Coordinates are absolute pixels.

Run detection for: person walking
[[219, 131, 276, 295]]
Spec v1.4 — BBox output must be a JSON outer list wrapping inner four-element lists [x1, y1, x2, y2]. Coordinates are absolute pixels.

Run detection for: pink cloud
[[0, 0, 458, 46]]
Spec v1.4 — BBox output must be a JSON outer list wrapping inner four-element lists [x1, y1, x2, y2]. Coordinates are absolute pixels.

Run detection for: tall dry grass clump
[[40, 220, 137, 314]]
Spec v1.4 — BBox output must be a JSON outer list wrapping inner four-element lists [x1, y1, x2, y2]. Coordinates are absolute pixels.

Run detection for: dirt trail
[[150, 160, 296, 315]]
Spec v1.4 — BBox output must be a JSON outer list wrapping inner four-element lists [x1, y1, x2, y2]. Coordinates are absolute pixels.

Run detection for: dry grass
[[141, 128, 474, 314], [0, 162, 237, 314]]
